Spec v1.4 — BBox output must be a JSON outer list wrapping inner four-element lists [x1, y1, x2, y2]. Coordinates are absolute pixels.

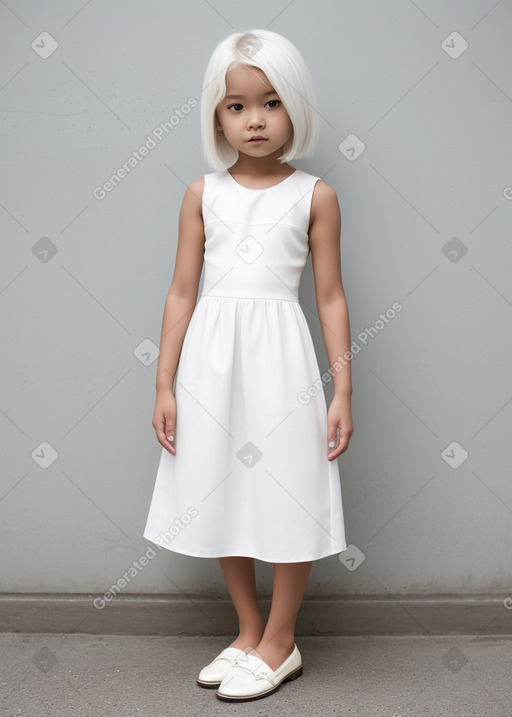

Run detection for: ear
[[214, 110, 223, 132]]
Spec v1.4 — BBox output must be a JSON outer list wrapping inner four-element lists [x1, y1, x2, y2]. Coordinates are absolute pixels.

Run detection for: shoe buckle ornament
[[255, 668, 275, 685]]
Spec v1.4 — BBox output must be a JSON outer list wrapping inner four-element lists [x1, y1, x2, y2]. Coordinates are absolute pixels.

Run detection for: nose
[[247, 111, 264, 130]]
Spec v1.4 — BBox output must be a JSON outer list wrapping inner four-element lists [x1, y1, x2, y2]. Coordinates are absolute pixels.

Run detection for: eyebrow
[[224, 89, 278, 99]]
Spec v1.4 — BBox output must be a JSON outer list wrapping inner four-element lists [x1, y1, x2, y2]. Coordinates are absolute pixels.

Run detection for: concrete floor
[[1, 633, 511, 716]]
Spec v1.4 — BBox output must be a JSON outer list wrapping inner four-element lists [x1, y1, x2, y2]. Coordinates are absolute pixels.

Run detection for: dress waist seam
[[199, 294, 300, 303]]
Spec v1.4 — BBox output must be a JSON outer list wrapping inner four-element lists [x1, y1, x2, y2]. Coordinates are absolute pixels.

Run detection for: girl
[[143, 29, 354, 702]]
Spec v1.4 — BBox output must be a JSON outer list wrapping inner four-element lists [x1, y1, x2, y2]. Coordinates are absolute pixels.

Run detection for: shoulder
[[185, 175, 205, 200], [311, 178, 339, 206], [309, 179, 341, 229], [180, 175, 206, 214]]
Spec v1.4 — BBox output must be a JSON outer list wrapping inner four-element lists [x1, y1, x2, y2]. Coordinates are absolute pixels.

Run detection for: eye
[[227, 103, 243, 112], [265, 99, 280, 108]]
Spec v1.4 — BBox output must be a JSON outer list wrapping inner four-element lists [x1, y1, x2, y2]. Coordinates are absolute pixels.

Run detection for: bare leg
[[250, 560, 312, 671], [218, 556, 265, 650]]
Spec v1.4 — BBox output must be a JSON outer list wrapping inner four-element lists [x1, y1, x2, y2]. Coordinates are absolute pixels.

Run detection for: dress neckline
[[225, 169, 298, 192]]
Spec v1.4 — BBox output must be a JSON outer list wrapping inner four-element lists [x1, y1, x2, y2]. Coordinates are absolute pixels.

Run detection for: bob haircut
[[201, 29, 319, 171]]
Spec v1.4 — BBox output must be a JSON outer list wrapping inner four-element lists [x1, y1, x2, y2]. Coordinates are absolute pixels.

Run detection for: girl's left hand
[[326, 395, 354, 460]]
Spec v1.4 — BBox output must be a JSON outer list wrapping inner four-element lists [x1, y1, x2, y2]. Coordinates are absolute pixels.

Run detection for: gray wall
[[2, 0, 511, 598]]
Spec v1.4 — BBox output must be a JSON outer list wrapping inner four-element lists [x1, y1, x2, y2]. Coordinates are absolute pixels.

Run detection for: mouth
[[248, 136, 267, 143]]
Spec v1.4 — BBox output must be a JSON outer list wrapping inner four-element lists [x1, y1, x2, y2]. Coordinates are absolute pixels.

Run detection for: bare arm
[[152, 177, 205, 454], [309, 180, 354, 459], [155, 177, 205, 391]]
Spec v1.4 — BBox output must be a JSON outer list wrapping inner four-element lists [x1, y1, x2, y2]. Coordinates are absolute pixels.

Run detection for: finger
[[327, 425, 340, 455], [164, 417, 176, 454], [327, 438, 348, 460], [156, 429, 175, 455], [156, 416, 176, 455], [327, 427, 351, 460]]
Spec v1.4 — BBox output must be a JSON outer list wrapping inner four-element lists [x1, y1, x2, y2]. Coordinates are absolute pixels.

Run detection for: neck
[[229, 149, 292, 178]]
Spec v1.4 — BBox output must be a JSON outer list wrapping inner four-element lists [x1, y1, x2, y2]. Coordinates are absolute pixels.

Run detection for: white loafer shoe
[[196, 646, 247, 688], [216, 644, 302, 701]]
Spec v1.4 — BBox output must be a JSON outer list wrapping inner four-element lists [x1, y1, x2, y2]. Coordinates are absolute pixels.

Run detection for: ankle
[[256, 636, 295, 651], [229, 624, 265, 650], [241, 616, 265, 636], [229, 635, 262, 651]]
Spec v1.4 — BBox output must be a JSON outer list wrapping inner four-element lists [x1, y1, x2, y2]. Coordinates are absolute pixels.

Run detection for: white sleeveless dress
[[143, 168, 347, 562]]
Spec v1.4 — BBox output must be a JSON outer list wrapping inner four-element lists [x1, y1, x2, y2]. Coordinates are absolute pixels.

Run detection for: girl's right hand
[[152, 388, 177, 455]]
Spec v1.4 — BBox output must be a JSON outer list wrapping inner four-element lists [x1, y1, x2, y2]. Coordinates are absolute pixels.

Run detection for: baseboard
[[1, 594, 511, 636]]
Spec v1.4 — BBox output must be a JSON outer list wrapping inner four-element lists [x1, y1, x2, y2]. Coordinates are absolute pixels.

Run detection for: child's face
[[215, 64, 293, 161]]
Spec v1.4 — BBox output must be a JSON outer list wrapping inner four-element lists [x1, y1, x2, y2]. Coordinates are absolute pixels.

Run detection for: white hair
[[200, 29, 319, 171]]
